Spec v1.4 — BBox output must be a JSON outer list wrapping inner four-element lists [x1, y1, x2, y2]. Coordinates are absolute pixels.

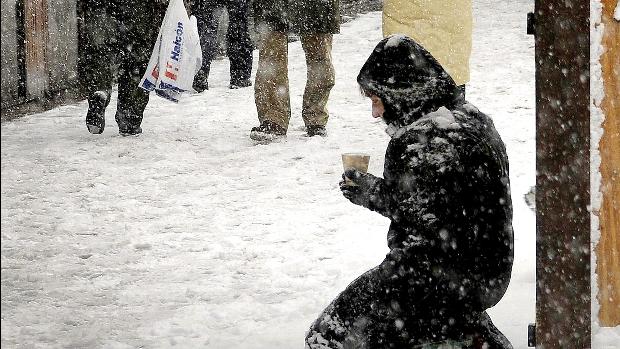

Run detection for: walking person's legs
[[83, 0, 116, 134], [193, 0, 220, 92], [114, 2, 165, 135], [300, 34, 335, 137], [251, 30, 289, 140], [225, 0, 253, 88]]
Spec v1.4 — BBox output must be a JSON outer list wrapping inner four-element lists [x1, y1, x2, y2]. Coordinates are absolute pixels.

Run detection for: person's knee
[[305, 305, 347, 349], [306, 63, 335, 90]]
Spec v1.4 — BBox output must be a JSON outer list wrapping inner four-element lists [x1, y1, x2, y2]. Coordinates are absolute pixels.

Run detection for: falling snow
[[5, 0, 617, 347]]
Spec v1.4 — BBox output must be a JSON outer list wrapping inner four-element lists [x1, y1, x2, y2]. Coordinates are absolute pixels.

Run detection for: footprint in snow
[[134, 243, 152, 251]]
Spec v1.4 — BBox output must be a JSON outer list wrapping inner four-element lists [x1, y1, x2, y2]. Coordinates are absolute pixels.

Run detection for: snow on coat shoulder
[[391, 107, 461, 139], [139, 0, 202, 103], [420, 107, 461, 130], [384, 34, 409, 48]]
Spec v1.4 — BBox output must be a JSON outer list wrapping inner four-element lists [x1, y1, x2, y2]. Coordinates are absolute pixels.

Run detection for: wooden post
[[534, 0, 591, 347], [23, 0, 48, 98], [596, 0, 620, 327]]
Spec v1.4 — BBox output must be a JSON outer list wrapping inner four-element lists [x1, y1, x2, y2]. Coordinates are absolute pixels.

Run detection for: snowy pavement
[[1, 1, 536, 348]]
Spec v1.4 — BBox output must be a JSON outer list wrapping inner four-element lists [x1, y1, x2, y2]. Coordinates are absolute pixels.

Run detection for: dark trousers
[[193, 0, 253, 83], [305, 257, 513, 348], [81, 0, 165, 125], [305, 262, 455, 348]]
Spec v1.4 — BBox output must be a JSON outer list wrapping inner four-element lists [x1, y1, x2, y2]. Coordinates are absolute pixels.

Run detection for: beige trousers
[[254, 31, 335, 131]]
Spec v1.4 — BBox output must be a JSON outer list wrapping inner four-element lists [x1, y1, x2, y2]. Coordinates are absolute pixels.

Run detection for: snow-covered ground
[[2, 1, 537, 348]]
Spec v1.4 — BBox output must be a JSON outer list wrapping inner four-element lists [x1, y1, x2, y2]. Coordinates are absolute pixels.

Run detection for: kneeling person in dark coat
[[305, 35, 514, 349]]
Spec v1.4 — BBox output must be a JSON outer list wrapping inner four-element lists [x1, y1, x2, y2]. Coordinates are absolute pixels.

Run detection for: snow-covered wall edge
[[590, 0, 620, 346], [590, 0, 604, 331]]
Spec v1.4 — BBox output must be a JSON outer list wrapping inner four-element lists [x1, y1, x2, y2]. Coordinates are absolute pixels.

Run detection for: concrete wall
[[1, 0, 80, 116], [47, 0, 79, 92], [1, 0, 20, 109]]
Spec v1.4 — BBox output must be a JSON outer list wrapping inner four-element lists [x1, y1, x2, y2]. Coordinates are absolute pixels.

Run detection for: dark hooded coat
[[252, 0, 340, 34], [306, 35, 514, 348]]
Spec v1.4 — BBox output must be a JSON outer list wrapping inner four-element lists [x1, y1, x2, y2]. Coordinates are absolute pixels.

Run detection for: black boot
[[193, 67, 210, 93], [86, 91, 111, 134], [115, 110, 143, 136], [229, 78, 252, 89], [306, 125, 327, 137], [249, 120, 286, 142]]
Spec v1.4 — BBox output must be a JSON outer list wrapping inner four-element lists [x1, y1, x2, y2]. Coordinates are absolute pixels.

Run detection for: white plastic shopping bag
[[139, 0, 202, 102]]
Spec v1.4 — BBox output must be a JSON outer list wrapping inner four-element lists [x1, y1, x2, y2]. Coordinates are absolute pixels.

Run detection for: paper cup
[[341, 153, 370, 185]]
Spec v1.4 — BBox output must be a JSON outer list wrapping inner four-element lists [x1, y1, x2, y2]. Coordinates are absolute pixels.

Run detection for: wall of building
[[1, 0, 80, 118], [47, 0, 79, 93], [1, 0, 20, 110]]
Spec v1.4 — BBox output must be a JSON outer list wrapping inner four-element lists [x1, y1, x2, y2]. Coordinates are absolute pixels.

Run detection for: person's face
[[369, 95, 385, 119]]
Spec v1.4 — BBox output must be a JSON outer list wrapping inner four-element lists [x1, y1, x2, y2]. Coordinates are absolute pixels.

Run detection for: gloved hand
[[339, 168, 381, 208]]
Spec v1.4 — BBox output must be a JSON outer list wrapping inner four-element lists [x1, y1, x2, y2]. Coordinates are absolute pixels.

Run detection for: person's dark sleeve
[[365, 131, 462, 233]]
